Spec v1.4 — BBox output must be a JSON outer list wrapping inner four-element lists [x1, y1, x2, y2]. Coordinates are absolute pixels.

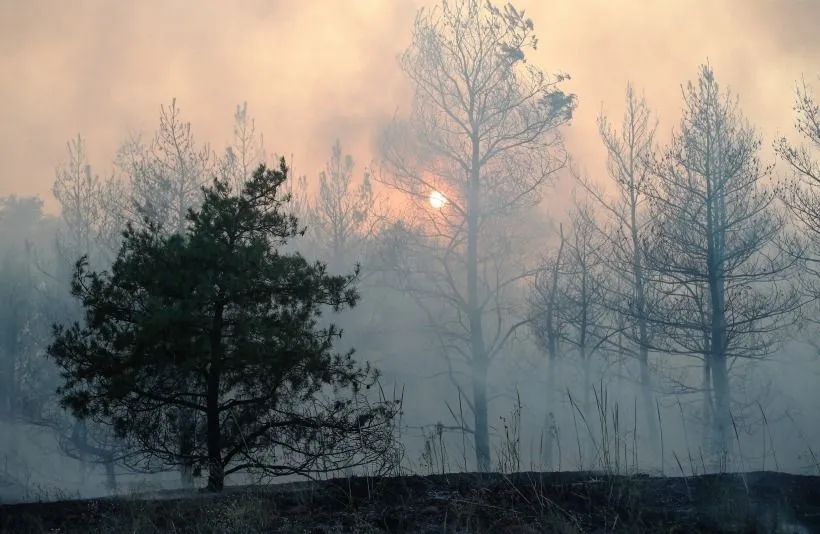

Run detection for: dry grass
[[2, 387, 819, 533], [1, 470, 819, 533]]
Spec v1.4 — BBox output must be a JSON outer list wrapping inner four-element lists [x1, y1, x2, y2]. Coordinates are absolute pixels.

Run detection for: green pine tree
[[47, 160, 399, 491]]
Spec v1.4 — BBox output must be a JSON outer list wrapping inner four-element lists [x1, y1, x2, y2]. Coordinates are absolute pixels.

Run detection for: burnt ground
[[0, 471, 818, 533]]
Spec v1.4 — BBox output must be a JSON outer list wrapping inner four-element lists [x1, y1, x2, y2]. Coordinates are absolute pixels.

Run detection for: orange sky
[[1, 0, 819, 215]]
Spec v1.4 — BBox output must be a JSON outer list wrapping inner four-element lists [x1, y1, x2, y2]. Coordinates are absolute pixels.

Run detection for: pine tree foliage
[[46, 160, 400, 491]]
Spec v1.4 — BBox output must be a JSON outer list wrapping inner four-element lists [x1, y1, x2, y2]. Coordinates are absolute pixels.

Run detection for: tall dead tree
[[528, 222, 565, 469], [218, 102, 267, 192], [116, 99, 212, 236], [645, 65, 799, 466], [577, 84, 661, 455], [378, 0, 574, 472], [552, 201, 614, 467], [52, 135, 126, 266], [308, 139, 377, 269], [775, 77, 820, 309], [52, 136, 106, 268]]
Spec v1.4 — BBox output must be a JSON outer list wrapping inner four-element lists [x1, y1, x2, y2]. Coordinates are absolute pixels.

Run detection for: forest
[[1, 1, 819, 532]]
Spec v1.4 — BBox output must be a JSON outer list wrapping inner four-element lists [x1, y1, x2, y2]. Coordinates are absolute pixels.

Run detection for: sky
[[2, 0, 820, 214]]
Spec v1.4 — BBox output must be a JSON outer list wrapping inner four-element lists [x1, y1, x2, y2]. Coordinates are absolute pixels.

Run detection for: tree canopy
[[46, 161, 399, 491]]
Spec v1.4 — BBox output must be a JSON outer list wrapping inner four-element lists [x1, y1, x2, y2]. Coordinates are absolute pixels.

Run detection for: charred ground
[[1, 470, 818, 533]]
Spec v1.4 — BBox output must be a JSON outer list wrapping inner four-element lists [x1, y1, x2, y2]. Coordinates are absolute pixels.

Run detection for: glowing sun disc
[[429, 190, 447, 209]]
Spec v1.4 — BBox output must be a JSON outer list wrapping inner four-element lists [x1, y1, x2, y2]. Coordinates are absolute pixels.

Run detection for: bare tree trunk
[[72, 420, 91, 485], [633, 259, 659, 456], [541, 224, 565, 471], [471, 353, 491, 472], [468, 146, 491, 473], [177, 410, 195, 489], [637, 349, 657, 443], [206, 304, 225, 492], [103, 454, 117, 493], [543, 354, 558, 470], [0, 344, 13, 417], [707, 165, 732, 469], [627, 160, 660, 457], [581, 352, 593, 467], [701, 357, 713, 464], [711, 355, 731, 467]]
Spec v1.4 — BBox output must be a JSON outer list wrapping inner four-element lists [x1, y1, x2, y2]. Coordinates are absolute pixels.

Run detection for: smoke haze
[[2, 0, 819, 210], [2, 0, 820, 514]]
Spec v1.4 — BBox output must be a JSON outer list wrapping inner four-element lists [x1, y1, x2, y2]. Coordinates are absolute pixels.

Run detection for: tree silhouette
[[47, 161, 399, 491]]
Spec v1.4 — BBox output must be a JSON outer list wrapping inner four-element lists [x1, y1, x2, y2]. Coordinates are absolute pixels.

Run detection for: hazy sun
[[429, 190, 447, 209]]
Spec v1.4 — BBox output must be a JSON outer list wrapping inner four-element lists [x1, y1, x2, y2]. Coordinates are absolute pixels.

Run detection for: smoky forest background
[[1, 0, 819, 502]]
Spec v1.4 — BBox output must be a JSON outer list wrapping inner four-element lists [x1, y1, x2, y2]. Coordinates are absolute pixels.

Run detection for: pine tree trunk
[[206, 304, 225, 492]]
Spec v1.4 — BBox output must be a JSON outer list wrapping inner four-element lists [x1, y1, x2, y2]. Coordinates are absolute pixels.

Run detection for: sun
[[429, 190, 447, 209]]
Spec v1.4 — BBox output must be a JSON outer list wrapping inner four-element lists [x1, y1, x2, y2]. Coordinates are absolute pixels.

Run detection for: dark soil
[[0, 471, 818, 533]]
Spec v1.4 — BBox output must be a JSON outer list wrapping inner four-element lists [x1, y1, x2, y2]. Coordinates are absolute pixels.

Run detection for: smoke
[[1, 0, 819, 498], [0, 0, 818, 212]]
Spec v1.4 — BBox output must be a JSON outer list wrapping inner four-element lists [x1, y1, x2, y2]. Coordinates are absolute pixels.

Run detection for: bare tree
[[115, 98, 212, 236], [775, 77, 820, 308], [553, 201, 615, 467], [217, 102, 267, 192], [577, 84, 661, 454], [0, 197, 52, 422], [308, 139, 377, 268], [645, 64, 800, 466], [377, 0, 574, 472], [528, 222, 565, 469], [278, 157, 311, 229], [52, 136, 106, 268]]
